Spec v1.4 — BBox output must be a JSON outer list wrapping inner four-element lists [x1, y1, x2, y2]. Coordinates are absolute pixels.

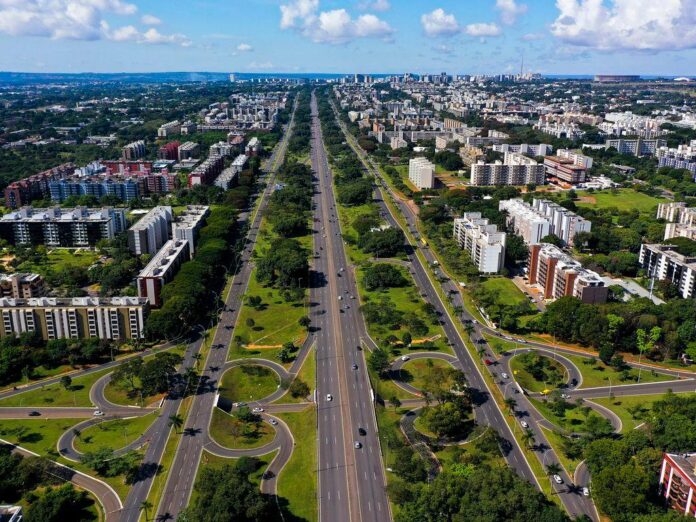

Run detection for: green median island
[[509, 352, 567, 393], [219, 365, 280, 403], [209, 407, 275, 450], [73, 411, 159, 453]]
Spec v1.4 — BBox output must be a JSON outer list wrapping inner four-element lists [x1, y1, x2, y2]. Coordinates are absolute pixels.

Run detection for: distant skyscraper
[[229, 73, 237, 82]]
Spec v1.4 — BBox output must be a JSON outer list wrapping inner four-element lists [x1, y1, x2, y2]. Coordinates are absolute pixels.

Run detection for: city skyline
[[1, 0, 696, 75]]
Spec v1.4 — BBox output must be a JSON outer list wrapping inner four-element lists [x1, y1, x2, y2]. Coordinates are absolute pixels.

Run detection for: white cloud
[[0, 0, 189, 46], [421, 8, 459, 37], [464, 22, 502, 37], [521, 32, 544, 41], [236, 43, 253, 52], [359, 0, 390, 11], [551, 0, 696, 51], [496, 0, 527, 25], [141, 14, 161, 25], [248, 61, 274, 69], [279, 0, 393, 44]]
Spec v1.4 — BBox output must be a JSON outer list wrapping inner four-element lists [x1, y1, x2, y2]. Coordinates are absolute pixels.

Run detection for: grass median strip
[[74, 411, 159, 453]]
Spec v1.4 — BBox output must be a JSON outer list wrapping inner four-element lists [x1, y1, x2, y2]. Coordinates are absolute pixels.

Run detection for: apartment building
[[470, 152, 546, 186], [3, 163, 76, 209], [492, 143, 553, 157], [639, 244, 696, 299], [215, 154, 247, 190], [0, 296, 149, 341], [657, 202, 696, 241], [453, 213, 506, 274], [528, 243, 608, 304], [158, 120, 181, 137], [245, 137, 261, 156], [498, 199, 550, 245], [127, 206, 173, 255], [657, 140, 696, 176], [188, 155, 224, 187], [605, 138, 667, 157], [178, 141, 200, 161], [172, 205, 210, 256], [157, 141, 180, 160], [659, 453, 696, 517], [408, 157, 435, 189], [0, 207, 126, 247], [532, 199, 592, 246], [543, 149, 592, 184], [137, 239, 191, 307], [210, 141, 238, 158], [122, 140, 146, 161], [0, 273, 45, 298]]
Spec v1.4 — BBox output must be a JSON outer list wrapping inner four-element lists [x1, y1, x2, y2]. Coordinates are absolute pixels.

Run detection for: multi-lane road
[[309, 92, 390, 522]]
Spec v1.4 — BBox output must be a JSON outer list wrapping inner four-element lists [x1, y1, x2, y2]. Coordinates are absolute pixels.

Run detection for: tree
[[362, 264, 407, 291], [368, 348, 391, 377], [168, 414, 184, 434], [139, 500, 153, 521], [401, 332, 412, 347], [636, 326, 661, 383], [25, 484, 89, 522], [421, 401, 471, 439], [59, 375, 72, 391], [388, 396, 402, 411], [298, 315, 311, 330], [288, 379, 310, 398], [522, 428, 536, 449], [504, 398, 517, 415], [245, 318, 255, 328]]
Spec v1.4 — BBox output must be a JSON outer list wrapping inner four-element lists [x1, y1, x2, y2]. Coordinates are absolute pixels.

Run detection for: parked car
[[401, 355, 410, 361], [484, 359, 494, 366], [354, 441, 362, 449]]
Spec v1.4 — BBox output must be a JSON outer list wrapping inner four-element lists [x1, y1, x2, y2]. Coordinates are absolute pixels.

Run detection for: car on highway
[[93, 410, 104, 416], [582, 487, 590, 497], [354, 441, 362, 449], [352, 364, 358, 370], [337, 295, 342, 300], [553, 475, 563, 484], [269, 419, 278, 426], [501, 372, 509, 379], [28, 411, 41, 416], [252, 407, 264, 413], [401, 355, 410, 361], [483, 359, 494, 366], [326, 394, 333, 401], [358, 427, 367, 436], [520, 421, 529, 429]]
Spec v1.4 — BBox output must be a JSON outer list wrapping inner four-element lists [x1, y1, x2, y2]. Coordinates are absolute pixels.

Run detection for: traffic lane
[[0, 406, 156, 419], [565, 378, 696, 399], [498, 348, 584, 391]]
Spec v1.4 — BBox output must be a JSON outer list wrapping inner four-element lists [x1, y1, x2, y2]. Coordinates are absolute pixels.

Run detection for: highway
[[310, 92, 390, 522], [154, 96, 298, 521], [329, 98, 597, 520]]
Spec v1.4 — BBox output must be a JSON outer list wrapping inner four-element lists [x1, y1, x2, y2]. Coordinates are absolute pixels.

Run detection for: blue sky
[[1, 0, 696, 75]]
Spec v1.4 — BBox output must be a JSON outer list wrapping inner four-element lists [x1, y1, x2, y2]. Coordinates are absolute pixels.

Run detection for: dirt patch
[[578, 195, 597, 204]]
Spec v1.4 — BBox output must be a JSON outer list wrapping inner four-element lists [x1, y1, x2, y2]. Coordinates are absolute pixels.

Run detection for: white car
[[354, 441, 362, 449], [501, 373, 509, 379], [252, 407, 264, 413], [326, 394, 333, 402], [553, 475, 563, 484], [269, 419, 278, 426], [520, 421, 529, 429], [401, 355, 410, 361], [93, 410, 104, 416], [338, 295, 343, 300], [582, 487, 590, 497]]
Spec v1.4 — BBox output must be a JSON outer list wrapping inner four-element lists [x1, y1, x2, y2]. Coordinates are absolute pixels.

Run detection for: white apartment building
[[657, 202, 696, 241], [656, 140, 696, 176], [498, 199, 550, 245], [127, 206, 173, 255], [470, 152, 546, 186], [408, 157, 435, 189], [137, 239, 191, 307], [531, 199, 592, 246], [453, 213, 506, 274], [557, 149, 594, 169], [492, 143, 554, 157], [605, 138, 667, 157], [639, 244, 696, 299], [158, 120, 180, 138], [172, 205, 210, 257]]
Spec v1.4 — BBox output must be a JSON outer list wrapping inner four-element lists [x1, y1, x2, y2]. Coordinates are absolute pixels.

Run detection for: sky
[[1, 0, 696, 75]]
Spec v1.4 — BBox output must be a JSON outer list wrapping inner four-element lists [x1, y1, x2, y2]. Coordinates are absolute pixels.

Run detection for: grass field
[[575, 189, 666, 213], [276, 347, 315, 404], [530, 397, 595, 433], [564, 353, 675, 389], [219, 365, 281, 403], [0, 367, 112, 407], [509, 354, 568, 393], [359, 265, 452, 354], [16, 248, 100, 276], [232, 268, 308, 354], [276, 408, 317, 522], [74, 411, 159, 453], [399, 358, 456, 392], [209, 408, 275, 450], [591, 393, 689, 432], [479, 277, 529, 307]]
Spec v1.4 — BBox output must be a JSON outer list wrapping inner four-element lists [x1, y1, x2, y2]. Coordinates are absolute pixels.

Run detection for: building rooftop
[[138, 239, 189, 278], [0, 296, 147, 307], [0, 206, 120, 223]]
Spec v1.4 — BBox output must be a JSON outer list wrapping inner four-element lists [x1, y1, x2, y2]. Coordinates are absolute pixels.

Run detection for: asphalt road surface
[[310, 92, 390, 522]]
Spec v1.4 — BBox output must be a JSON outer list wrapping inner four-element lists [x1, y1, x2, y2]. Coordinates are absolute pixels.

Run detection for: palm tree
[[192, 353, 202, 370], [464, 323, 474, 337], [139, 500, 153, 521], [546, 462, 562, 476], [168, 414, 184, 434], [504, 398, 517, 415], [521, 428, 536, 449]]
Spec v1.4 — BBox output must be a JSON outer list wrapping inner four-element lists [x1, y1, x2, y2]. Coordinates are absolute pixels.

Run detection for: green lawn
[[209, 408, 275, 450], [399, 358, 456, 392], [0, 367, 112, 407], [359, 265, 452, 354], [530, 397, 596, 433], [509, 354, 568, 393], [16, 248, 100, 276], [219, 365, 281, 403], [74, 411, 159, 453], [575, 189, 666, 213], [335, 201, 383, 265], [232, 267, 308, 354], [479, 278, 529, 307], [564, 353, 676, 389], [276, 408, 317, 522], [276, 347, 315, 404], [590, 393, 693, 432]]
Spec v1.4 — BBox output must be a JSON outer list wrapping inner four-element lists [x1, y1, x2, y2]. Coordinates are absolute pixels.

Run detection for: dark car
[[358, 427, 367, 436], [483, 359, 494, 366], [28, 411, 41, 416]]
